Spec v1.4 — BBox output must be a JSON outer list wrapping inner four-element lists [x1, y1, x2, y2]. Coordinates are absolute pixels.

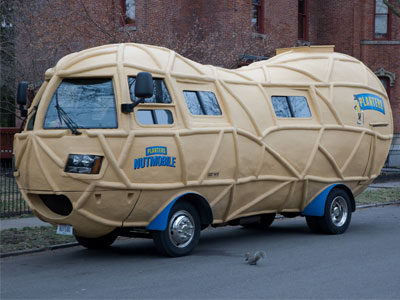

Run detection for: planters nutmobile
[[13, 44, 393, 256]]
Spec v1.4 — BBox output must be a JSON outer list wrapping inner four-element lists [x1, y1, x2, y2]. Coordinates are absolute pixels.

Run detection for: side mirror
[[16, 81, 28, 117], [135, 72, 154, 98], [121, 72, 154, 113], [17, 81, 28, 105]]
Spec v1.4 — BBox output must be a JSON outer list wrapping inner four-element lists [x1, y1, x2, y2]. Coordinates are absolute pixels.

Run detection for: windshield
[[43, 78, 117, 129]]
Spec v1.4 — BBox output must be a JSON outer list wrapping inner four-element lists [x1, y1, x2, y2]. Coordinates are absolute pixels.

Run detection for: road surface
[[1, 205, 399, 299]]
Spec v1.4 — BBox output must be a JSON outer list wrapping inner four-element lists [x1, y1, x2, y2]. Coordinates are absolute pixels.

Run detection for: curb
[[0, 242, 79, 258], [356, 200, 400, 209], [1, 201, 400, 258]]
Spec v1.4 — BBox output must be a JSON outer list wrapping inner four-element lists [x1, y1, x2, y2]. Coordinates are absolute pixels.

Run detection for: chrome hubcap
[[168, 210, 195, 248], [330, 196, 348, 227]]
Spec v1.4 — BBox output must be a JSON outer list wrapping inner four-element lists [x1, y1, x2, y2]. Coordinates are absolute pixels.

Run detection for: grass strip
[[0, 226, 76, 253], [355, 187, 400, 205]]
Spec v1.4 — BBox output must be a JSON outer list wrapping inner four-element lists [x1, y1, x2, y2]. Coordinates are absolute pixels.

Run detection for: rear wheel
[[74, 231, 118, 249], [306, 188, 352, 234], [152, 202, 201, 257]]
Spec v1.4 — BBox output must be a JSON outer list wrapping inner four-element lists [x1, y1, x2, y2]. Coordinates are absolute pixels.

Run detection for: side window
[[183, 91, 222, 116], [136, 109, 174, 125], [128, 77, 172, 104], [271, 96, 311, 118]]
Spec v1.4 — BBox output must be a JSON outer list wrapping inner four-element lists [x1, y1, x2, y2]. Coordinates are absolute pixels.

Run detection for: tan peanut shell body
[[13, 44, 393, 237]]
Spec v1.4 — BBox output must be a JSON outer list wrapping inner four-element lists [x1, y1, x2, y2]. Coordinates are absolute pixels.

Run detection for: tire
[[152, 202, 201, 257], [75, 231, 118, 249], [306, 188, 352, 234], [241, 213, 276, 229]]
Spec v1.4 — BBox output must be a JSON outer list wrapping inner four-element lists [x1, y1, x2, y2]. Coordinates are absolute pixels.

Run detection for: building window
[[379, 76, 391, 99], [121, 0, 135, 25], [298, 0, 308, 40], [252, 0, 263, 33], [374, 0, 390, 39]]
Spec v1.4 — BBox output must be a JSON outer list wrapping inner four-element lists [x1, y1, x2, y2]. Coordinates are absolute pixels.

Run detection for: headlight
[[65, 154, 103, 174]]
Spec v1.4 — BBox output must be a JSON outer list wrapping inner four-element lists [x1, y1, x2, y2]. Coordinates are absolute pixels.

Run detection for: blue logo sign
[[134, 146, 176, 170], [354, 93, 385, 115]]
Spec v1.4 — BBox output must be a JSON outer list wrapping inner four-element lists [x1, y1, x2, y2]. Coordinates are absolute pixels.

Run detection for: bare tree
[[2, 0, 273, 126], [384, 0, 400, 17]]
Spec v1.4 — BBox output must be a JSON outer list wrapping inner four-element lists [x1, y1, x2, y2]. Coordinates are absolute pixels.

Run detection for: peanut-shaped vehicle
[[14, 44, 393, 256]]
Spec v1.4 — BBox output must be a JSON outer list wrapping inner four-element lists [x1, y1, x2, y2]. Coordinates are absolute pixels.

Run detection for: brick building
[[2, 0, 399, 166]]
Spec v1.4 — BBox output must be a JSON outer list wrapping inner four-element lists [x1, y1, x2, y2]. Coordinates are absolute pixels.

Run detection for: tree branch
[[383, 0, 400, 17]]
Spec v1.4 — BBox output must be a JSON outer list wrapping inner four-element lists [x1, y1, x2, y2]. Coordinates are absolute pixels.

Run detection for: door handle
[[369, 122, 389, 127]]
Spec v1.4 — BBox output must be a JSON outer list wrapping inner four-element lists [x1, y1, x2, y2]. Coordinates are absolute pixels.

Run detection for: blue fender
[[146, 192, 214, 231], [146, 198, 178, 231], [301, 184, 341, 217]]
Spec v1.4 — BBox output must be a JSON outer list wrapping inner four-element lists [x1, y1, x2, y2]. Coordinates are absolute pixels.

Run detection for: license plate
[[56, 224, 73, 236]]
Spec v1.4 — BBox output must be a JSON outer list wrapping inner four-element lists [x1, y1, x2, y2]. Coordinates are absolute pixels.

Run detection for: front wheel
[[75, 231, 118, 249], [152, 202, 200, 257], [306, 188, 352, 234]]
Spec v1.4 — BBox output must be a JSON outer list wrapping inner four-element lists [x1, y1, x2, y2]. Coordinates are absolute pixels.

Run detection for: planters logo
[[134, 146, 176, 170], [354, 93, 385, 125], [354, 93, 385, 114]]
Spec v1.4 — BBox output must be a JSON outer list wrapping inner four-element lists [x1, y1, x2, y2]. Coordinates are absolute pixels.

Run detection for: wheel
[[306, 188, 352, 234], [152, 202, 200, 257], [241, 213, 276, 229], [75, 231, 118, 249]]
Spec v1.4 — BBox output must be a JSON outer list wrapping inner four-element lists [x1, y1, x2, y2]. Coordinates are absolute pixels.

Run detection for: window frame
[[374, 0, 391, 40], [252, 0, 264, 34], [127, 76, 176, 127], [298, 0, 308, 40], [120, 0, 136, 26]]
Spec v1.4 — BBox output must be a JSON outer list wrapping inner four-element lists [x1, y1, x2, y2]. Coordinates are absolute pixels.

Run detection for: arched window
[[379, 76, 391, 99]]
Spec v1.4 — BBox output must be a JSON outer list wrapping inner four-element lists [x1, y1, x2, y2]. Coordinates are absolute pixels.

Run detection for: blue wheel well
[[146, 192, 213, 231], [301, 183, 355, 217]]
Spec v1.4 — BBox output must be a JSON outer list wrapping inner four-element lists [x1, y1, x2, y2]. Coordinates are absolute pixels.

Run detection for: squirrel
[[245, 250, 266, 265]]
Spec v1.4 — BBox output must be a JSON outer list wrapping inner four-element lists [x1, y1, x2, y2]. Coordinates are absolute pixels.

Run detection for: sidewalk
[[0, 217, 51, 231]]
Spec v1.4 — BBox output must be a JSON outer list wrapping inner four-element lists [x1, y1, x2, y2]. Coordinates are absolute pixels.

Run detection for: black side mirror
[[135, 72, 154, 98], [121, 72, 154, 113], [17, 81, 28, 105], [16, 81, 28, 117]]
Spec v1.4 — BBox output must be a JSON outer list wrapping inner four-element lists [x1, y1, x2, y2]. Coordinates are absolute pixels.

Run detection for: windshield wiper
[[55, 92, 82, 135]]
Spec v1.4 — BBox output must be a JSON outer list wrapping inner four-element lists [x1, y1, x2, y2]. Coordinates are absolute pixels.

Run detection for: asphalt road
[[1, 205, 400, 299]]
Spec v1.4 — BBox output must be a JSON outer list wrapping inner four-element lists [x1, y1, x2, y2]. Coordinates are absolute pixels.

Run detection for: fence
[[0, 127, 31, 217]]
